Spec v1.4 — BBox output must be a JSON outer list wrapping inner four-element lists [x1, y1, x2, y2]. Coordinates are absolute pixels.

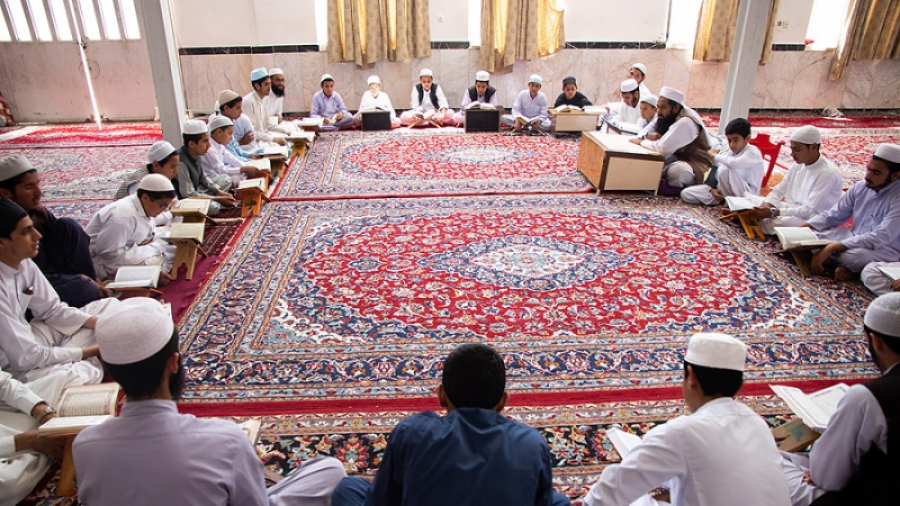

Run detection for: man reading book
[[73, 297, 346, 505], [861, 262, 900, 295], [781, 293, 900, 505]]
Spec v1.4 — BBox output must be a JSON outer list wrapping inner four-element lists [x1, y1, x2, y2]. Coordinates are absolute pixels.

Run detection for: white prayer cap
[[218, 89, 241, 106], [269, 68, 284, 76], [659, 86, 684, 105], [874, 143, 900, 164], [147, 141, 176, 163], [138, 173, 175, 192], [250, 67, 269, 81], [528, 74, 543, 85], [631, 63, 648, 76], [790, 125, 822, 145], [865, 293, 900, 338], [0, 154, 34, 182], [475, 71, 490, 82], [96, 298, 174, 365], [620, 78, 639, 93], [207, 115, 233, 132], [367, 75, 381, 85], [685, 333, 747, 371], [182, 119, 207, 136], [640, 94, 658, 108], [320, 73, 334, 83], [419, 68, 433, 78]]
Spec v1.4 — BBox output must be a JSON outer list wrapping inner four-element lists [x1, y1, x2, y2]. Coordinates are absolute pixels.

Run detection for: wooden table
[[577, 132, 665, 194], [464, 109, 501, 132], [550, 110, 601, 136]]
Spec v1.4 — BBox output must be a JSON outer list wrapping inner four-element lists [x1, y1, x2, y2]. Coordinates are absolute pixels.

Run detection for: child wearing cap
[[242, 67, 287, 146], [501, 74, 550, 134], [603, 78, 642, 132], [357, 75, 400, 128], [401, 69, 455, 128], [454, 71, 499, 126], [553, 76, 593, 109], [311, 74, 356, 131], [681, 118, 765, 206], [201, 116, 266, 186], [637, 94, 658, 136]]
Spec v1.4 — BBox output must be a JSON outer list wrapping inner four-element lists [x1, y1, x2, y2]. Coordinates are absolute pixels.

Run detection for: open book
[[583, 105, 608, 115], [38, 383, 120, 435], [606, 428, 642, 459], [243, 158, 271, 171], [878, 264, 900, 281], [774, 227, 836, 250], [105, 265, 162, 290], [298, 117, 324, 128], [552, 105, 581, 113], [164, 222, 205, 244], [238, 178, 267, 191], [287, 131, 316, 144], [725, 194, 765, 212], [770, 383, 849, 432], [514, 114, 541, 124], [466, 102, 497, 110]]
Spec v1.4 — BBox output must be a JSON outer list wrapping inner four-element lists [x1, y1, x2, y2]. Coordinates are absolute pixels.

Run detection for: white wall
[[771, 0, 813, 45], [564, 0, 669, 42], [173, 0, 318, 48], [430, 0, 468, 41]]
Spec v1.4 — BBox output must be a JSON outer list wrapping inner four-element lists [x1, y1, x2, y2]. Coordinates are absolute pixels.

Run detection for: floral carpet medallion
[[275, 131, 591, 198], [178, 195, 875, 404]]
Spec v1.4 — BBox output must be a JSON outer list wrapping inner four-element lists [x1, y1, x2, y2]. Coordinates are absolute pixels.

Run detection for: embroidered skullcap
[[874, 143, 900, 164], [475, 71, 490, 82], [562, 75, 577, 87], [0, 198, 27, 238], [95, 298, 174, 365], [620, 78, 639, 93], [320, 73, 334, 83], [269, 68, 284, 76], [640, 94, 658, 108], [685, 333, 747, 371], [207, 115, 233, 132], [250, 67, 269, 81], [367, 75, 381, 86], [0, 154, 34, 183], [790, 125, 822, 145], [659, 86, 684, 105], [182, 119, 207, 136], [138, 173, 175, 192], [419, 68, 433, 78], [865, 293, 900, 339], [147, 141, 176, 163], [217, 90, 241, 107], [631, 63, 648, 76], [528, 74, 543, 85]]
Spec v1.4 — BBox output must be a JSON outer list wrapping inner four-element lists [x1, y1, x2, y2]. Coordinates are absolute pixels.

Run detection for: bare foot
[[834, 266, 854, 281]]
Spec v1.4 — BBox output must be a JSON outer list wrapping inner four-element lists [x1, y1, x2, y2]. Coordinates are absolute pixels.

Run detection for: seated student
[[637, 94, 657, 135], [175, 120, 237, 217], [356, 75, 400, 128], [501, 74, 551, 134], [781, 293, 900, 506], [243, 68, 287, 146], [73, 297, 347, 506], [0, 368, 83, 505], [331, 343, 571, 506], [631, 87, 713, 194], [629, 62, 652, 99], [400, 69, 456, 128], [554, 75, 593, 108], [582, 333, 791, 506], [861, 261, 900, 295], [116, 141, 179, 201], [85, 174, 176, 281], [749, 125, 843, 235], [0, 199, 105, 385], [201, 115, 265, 187], [311, 74, 356, 131], [453, 70, 499, 126], [604, 78, 642, 129], [681, 118, 765, 206], [801, 143, 900, 281], [0, 155, 106, 308], [215, 90, 263, 155], [266, 67, 303, 136]]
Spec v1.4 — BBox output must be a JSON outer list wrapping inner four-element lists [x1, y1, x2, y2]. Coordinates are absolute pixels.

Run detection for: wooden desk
[[577, 132, 665, 194], [550, 110, 600, 136], [464, 109, 501, 132]]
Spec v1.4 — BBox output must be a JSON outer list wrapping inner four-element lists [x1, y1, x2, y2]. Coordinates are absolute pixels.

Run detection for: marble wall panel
[[868, 59, 900, 109], [180, 54, 253, 111], [267, 55, 306, 114], [369, 59, 413, 111], [760, 52, 798, 109], [440, 50, 471, 110], [635, 50, 667, 95], [662, 49, 692, 99], [787, 51, 826, 109], [687, 61, 721, 108], [299, 52, 327, 113], [751, 62, 769, 109], [841, 60, 876, 109]]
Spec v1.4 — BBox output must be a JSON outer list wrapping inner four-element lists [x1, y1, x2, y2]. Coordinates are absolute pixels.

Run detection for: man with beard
[[73, 297, 347, 505], [780, 293, 900, 505], [799, 144, 900, 281], [266, 68, 304, 136], [243, 68, 287, 146], [632, 86, 714, 195]]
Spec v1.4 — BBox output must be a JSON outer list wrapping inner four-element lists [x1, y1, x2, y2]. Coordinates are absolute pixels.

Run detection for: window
[[47, 0, 72, 40], [806, 0, 851, 50], [6, 0, 33, 41], [118, 0, 139, 39], [24, 0, 52, 40], [76, 0, 100, 39], [97, 0, 120, 39]]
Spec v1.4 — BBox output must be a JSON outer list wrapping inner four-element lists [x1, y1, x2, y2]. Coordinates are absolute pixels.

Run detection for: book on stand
[[770, 383, 849, 432], [38, 383, 120, 435]]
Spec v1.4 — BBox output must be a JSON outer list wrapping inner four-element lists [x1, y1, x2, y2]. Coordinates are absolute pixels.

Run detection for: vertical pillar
[[719, 0, 770, 135], [140, 0, 185, 146]]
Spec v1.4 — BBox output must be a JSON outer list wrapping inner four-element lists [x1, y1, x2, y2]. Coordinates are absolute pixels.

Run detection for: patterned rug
[[41, 199, 111, 228], [0, 146, 147, 200], [0, 122, 162, 148], [177, 195, 876, 406], [275, 131, 591, 198], [703, 113, 900, 130]]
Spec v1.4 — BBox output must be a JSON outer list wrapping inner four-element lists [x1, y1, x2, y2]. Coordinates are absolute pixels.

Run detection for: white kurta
[[861, 262, 899, 295], [759, 155, 843, 235], [243, 92, 284, 143], [201, 137, 247, 186], [0, 260, 104, 383], [681, 144, 766, 205], [85, 194, 175, 279], [609, 100, 642, 129], [584, 397, 791, 506], [0, 369, 82, 506], [231, 114, 259, 152], [357, 90, 399, 123]]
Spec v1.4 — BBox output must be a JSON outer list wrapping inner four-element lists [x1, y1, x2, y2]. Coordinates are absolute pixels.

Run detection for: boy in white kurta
[[454, 71, 499, 126], [356, 75, 400, 128], [401, 69, 456, 128], [501, 74, 550, 133], [242, 67, 287, 146], [681, 118, 765, 206], [201, 115, 265, 186]]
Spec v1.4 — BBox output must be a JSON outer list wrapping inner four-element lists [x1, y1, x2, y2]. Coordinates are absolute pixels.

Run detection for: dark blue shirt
[[366, 408, 555, 506]]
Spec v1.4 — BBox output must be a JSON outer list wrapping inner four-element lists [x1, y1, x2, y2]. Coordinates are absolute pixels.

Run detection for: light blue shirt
[[511, 90, 549, 121], [311, 90, 349, 119], [807, 179, 900, 254]]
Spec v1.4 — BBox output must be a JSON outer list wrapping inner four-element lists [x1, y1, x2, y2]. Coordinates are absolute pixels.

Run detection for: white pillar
[[140, 0, 186, 146], [719, 0, 770, 135]]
